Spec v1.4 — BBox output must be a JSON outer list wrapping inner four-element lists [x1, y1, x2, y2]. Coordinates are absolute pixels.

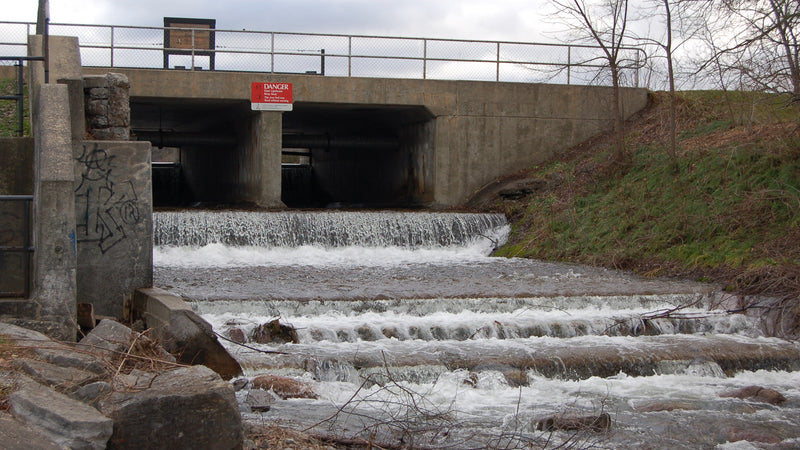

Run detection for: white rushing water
[[154, 210, 800, 448]]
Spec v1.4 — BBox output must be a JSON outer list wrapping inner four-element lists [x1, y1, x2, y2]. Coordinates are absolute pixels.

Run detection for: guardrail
[[0, 21, 646, 86], [0, 195, 33, 298]]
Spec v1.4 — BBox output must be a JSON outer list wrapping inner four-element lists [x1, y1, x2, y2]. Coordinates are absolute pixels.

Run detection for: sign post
[[251, 82, 293, 111]]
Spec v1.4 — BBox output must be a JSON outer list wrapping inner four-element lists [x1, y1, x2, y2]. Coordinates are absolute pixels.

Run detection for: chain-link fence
[[0, 21, 646, 86]]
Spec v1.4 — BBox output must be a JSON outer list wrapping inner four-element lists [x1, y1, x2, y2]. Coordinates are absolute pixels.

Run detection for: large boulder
[[9, 379, 113, 450], [133, 288, 242, 379], [0, 413, 63, 450], [78, 318, 176, 365], [98, 365, 242, 449]]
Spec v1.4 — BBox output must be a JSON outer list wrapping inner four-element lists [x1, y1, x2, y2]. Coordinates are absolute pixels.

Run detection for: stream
[[153, 210, 800, 448]]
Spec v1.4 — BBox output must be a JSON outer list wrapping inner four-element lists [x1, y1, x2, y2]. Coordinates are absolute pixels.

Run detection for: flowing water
[[154, 210, 800, 449]]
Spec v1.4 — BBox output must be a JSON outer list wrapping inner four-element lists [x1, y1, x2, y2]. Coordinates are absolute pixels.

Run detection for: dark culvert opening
[[133, 100, 435, 209], [281, 103, 435, 209], [132, 99, 251, 208]]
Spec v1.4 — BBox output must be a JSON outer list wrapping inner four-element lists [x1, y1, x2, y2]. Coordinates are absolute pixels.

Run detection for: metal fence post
[[567, 46, 571, 85], [16, 60, 23, 135], [110, 25, 115, 67], [496, 42, 500, 82], [423, 39, 427, 80]]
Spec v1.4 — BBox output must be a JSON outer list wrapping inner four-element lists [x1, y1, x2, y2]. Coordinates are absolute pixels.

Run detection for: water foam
[[154, 210, 509, 268]]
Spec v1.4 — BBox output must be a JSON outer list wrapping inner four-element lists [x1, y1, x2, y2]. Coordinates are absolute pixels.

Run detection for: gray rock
[[9, 380, 113, 450], [79, 319, 134, 357], [0, 322, 106, 374], [71, 381, 113, 407], [98, 365, 243, 449], [114, 369, 157, 390], [245, 389, 273, 412], [133, 288, 242, 379], [0, 412, 62, 450], [32, 345, 107, 375], [12, 357, 98, 393], [232, 377, 249, 391]]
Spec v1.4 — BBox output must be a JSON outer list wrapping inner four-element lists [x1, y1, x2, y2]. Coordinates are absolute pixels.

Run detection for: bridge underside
[[133, 99, 434, 209], [83, 68, 650, 209]]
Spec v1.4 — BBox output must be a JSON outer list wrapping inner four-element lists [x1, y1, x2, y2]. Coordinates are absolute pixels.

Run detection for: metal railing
[[0, 21, 646, 86], [0, 56, 44, 136], [0, 195, 33, 298]]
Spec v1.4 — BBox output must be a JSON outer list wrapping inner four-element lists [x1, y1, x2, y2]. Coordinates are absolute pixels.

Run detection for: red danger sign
[[251, 82, 293, 111]]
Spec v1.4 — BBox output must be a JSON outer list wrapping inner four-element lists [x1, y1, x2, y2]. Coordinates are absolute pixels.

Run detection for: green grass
[[496, 91, 800, 281], [0, 77, 31, 137]]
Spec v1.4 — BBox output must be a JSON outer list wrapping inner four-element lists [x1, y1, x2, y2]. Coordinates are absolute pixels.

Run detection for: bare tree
[[638, 0, 713, 171], [700, 0, 800, 101], [552, 0, 637, 164]]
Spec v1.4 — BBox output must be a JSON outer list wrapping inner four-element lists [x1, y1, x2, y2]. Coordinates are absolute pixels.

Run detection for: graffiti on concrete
[[75, 145, 142, 254]]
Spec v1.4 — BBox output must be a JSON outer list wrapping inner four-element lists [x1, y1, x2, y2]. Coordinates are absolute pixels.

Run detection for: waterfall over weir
[[154, 210, 800, 448], [154, 210, 508, 248]]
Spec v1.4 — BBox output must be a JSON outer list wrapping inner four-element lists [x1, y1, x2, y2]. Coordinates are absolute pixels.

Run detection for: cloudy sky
[[8, 0, 560, 43]]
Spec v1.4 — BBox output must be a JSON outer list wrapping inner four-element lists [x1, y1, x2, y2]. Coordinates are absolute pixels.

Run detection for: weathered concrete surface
[[74, 141, 153, 318], [31, 83, 77, 341], [98, 365, 243, 450], [0, 138, 33, 195], [133, 287, 242, 379], [254, 111, 284, 208], [9, 379, 113, 450], [28, 35, 82, 117], [83, 67, 649, 206]]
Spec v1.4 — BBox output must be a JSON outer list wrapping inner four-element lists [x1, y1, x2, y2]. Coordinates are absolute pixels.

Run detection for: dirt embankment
[[459, 91, 800, 337]]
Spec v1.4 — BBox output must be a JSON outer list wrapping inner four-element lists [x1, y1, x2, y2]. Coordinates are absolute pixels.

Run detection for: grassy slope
[[481, 91, 800, 298]]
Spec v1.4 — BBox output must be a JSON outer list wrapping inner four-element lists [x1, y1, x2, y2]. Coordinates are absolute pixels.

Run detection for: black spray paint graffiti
[[75, 145, 142, 254]]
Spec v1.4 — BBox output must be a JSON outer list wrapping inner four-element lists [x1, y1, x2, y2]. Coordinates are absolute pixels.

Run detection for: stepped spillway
[[154, 210, 800, 448]]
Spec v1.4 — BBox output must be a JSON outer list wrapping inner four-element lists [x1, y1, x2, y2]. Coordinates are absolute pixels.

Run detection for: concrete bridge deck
[[83, 67, 648, 208]]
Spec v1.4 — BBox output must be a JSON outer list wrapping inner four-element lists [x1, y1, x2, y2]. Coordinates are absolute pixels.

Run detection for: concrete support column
[[27, 35, 82, 125], [254, 111, 284, 208], [32, 84, 77, 341]]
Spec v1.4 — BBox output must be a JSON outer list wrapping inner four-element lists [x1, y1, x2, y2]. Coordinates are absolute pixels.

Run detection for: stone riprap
[[0, 321, 244, 449]]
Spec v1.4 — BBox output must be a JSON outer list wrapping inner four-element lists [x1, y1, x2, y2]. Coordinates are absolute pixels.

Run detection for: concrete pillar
[[32, 84, 77, 341], [254, 111, 284, 208], [27, 35, 82, 117]]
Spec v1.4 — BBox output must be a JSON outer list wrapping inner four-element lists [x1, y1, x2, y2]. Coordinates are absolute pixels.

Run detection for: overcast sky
[[8, 0, 560, 43]]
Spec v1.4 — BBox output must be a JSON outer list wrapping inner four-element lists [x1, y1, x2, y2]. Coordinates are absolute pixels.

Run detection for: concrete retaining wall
[[74, 141, 153, 317]]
